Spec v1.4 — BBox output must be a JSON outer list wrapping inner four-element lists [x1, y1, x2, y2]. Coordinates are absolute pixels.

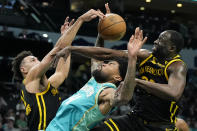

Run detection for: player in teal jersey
[[46, 4, 147, 131]]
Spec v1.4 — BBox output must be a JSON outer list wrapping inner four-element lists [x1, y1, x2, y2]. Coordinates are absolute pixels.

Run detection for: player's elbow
[[170, 92, 182, 102], [120, 96, 132, 105], [173, 93, 182, 102], [112, 97, 130, 107]]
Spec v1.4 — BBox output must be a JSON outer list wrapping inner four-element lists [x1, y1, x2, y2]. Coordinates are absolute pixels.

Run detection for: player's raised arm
[[27, 9, 105, 81], [110, 27, 147, 106], [97, 27, 147, 115]]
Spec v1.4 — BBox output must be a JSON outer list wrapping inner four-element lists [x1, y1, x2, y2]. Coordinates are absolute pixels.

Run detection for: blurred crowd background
[[0, 0, 197, 131]]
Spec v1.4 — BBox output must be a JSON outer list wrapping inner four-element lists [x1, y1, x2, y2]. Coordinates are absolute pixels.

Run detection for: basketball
[[98, 13, 126, 41]]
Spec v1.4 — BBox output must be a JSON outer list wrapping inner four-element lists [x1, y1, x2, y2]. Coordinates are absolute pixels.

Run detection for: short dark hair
[[114, 58, 128, 80], [12, 51, 33, 81], [167, 30, 184, 53]]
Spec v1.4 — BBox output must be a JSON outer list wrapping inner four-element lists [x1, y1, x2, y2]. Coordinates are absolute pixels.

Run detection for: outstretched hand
[[127, 27, 147, 58], [52, 47, 70, 68], [105, 3, 111, 14], [60, 17, 75, 35], [79, 9, 105, 22], [97, 3, 111, 19]]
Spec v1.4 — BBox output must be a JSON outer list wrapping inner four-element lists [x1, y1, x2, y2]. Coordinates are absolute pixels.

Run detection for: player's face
[[92, 60, 121, 83], [152, 31, 172, 57], [20, 56, 40, 75]]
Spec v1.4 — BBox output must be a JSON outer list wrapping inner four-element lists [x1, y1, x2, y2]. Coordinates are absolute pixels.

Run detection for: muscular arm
[[136, 61, 187, 101], [110, 56, 137, 106], [29, 9, 105, 86], [27, 47, 61, 80], [27, 18, 84, 81], [48, 55, 71, 88], [98, 28, 147, 114], [91, 35, 104, 74], [48, 18, 82, 88], [68, 46, 151, 62], [54, 18, 83, 49]]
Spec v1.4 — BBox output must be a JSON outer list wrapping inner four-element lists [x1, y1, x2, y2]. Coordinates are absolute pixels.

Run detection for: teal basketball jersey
[[46, 77, 116, 131]]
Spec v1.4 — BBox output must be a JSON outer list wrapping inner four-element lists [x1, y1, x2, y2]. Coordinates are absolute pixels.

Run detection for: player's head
[[92, 59, 127, 84], [12, 51, 40, 80], [152, 30, 184, 57]]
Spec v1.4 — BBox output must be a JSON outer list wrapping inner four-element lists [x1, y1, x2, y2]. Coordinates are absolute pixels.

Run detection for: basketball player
[[58, 4, 187, 130], [11, 9, 105, 131], [46, 14, 147, 130], [176, 118, 190, 131], [65, 26, 187, 130]]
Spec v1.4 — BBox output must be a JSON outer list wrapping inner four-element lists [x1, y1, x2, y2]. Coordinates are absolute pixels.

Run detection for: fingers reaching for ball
[[105, 3, 111, 14]]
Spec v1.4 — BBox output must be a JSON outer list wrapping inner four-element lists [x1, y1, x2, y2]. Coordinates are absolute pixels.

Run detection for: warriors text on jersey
[[133, 54, 185, 123]]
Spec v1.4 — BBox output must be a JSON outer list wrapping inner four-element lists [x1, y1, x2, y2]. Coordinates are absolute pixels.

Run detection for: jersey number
[[141, 76, 155, 83]]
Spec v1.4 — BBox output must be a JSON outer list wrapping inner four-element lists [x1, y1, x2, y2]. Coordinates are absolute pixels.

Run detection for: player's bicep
[[48, 72, 65, 88], [98, 88, 116, 115], [49, 56, 71, 88], [168, 62, 187, 101]]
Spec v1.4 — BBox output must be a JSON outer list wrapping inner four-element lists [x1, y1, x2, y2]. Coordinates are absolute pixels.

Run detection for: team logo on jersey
[[25, 104, 31, 116], [81, 85, 94, 97], [51, 88, 58, 96]]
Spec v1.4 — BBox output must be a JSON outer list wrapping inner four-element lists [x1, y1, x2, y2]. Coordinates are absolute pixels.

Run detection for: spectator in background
[[5, 109, 15, 119], [15, 111, 27, 131], [3, 116, 19, 131], [15, 102, 27, 131]]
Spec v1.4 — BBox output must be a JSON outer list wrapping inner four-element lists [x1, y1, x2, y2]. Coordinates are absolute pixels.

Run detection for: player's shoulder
[[99, 87, 116, 97], [168, 59, 187, 72], [138, 49, 152, 61]]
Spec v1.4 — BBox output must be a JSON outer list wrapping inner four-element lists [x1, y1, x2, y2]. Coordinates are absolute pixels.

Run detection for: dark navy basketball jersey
[[133, 54, 185, 123], [21, 82, 61, 131]]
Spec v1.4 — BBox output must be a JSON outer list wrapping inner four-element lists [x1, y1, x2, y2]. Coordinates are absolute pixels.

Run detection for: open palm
[[60, 17, 75, 35], [128, 27, 147, 58]]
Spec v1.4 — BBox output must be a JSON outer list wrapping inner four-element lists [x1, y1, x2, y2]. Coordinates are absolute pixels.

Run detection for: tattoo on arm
[[91, 35, 104, 73]]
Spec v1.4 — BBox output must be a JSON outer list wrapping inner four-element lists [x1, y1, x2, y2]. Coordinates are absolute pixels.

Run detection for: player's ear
[[114, 75, 122, 82], [20, 66, 27, 74]]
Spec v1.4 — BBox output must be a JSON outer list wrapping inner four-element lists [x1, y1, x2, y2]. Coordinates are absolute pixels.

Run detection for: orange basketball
[[98, 13, 126, 41]]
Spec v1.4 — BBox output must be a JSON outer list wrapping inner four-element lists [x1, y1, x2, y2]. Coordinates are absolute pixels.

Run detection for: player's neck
[[157, 53, 178, 63]]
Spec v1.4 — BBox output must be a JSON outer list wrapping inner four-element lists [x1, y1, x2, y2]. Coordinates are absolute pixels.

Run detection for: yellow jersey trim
[[169, 101, 179, 123], [139, 54, 153, 67], [36, 95, 42, 130], [109, 118, 120, 131], [41, 95, 46, 130], [36, 83, 51, 96], [104, 121, 114, 131], [164, 59, 184, 80]]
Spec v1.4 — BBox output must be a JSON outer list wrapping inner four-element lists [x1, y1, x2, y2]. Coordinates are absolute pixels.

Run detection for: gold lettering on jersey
[[139, 66, 163, 76], [26, 104, 31, 116], [51, 88, 58, 96], [151, 57, 165, 67]]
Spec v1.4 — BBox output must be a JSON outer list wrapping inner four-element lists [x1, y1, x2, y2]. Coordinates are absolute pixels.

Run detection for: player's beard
[[152, 45, 169, 59], [92, 69, 109, 83]]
